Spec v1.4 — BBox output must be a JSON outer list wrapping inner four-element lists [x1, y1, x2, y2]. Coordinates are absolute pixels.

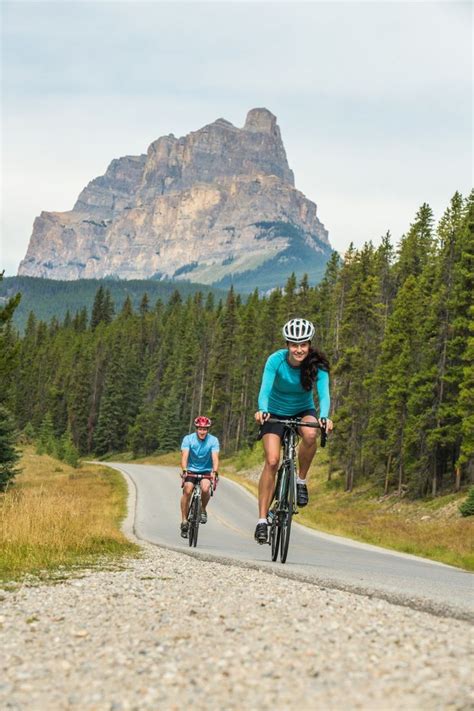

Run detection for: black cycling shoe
[[254, 522, 268, 545], [296, 482, 309, 507], [180, 522, 189, 538]]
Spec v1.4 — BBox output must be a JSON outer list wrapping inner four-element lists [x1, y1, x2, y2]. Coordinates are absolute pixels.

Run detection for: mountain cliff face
[[18, 108, 332, 290]]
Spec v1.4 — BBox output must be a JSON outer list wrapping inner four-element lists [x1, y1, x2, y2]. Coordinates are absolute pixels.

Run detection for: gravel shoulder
[[1, 542, 473, 711]]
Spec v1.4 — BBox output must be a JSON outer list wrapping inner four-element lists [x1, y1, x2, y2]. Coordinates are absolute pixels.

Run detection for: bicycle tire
[[188, 492, 198, 547], [280, 460, 294, 563], [192, 496, 201, 548], [188, 504, 195, 547], [270, 519, 281, 561], [270, 466, 283, 561]]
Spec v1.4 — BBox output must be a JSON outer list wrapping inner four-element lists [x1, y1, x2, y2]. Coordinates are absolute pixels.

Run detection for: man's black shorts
[[183, 472, 212, 484], [258, 409, 318, 440]]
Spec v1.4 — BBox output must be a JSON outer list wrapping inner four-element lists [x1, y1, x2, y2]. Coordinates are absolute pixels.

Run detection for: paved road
[[106, 462, 473, 621]]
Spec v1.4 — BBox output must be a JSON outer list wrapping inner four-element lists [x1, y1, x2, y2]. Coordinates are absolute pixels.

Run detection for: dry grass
[[0, 448, 138, 582], [222, 447, 474, 571]]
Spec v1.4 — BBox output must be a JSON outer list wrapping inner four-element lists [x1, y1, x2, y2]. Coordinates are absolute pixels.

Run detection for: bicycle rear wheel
[[280, 461, 294, 564]]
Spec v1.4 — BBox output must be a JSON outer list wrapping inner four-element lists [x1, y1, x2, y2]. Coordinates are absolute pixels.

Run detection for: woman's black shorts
[[257, 409, 318, 440]]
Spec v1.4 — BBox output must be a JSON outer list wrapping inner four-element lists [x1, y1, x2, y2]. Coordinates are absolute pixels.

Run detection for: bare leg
[[297, 415, 318, 479], [258, 434, 281, 519], [201, 479, 211, 510], [180, 483, 193, 521]]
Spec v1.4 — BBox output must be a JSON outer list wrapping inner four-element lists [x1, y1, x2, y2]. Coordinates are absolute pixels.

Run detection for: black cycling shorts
[[183, 472, 212, 484], [257, 409, 318, 440]]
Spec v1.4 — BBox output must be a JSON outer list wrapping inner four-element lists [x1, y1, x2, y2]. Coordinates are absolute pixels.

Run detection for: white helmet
[[282, 318, 315, 343]]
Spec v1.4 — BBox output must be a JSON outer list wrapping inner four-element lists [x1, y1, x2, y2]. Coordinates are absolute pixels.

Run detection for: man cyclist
[[254, 318, 333, 544], [180, 416, 219, 539]]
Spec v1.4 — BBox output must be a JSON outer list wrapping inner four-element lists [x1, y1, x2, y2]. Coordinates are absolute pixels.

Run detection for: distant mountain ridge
[[18, 108, 332, 289], [1, 276, 227, 332]]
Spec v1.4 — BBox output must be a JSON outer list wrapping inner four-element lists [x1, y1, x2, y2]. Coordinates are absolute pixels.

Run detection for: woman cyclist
[[254, 318, 333, 544]]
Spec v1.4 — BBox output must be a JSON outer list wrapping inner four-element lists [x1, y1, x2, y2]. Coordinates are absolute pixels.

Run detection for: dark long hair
[[300, 346, 330, 391]]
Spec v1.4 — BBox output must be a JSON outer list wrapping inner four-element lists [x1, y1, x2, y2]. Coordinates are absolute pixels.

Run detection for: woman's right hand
[[254, 411, 269, 425]]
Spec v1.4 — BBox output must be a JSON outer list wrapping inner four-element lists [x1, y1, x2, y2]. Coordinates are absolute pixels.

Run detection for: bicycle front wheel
[[191, 495, 201, 548], [270, 519, 281, 561], [280, 461, 295, 564], [188, 494, 200, 547], [188, 506, 195, 547]]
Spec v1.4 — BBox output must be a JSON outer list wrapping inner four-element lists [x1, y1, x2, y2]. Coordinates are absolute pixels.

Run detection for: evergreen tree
[[0, 405, 20, 491], [0, 271, 21, 407], [332, 246, 385, 490], [459, 487, 474, 517], [67, 342, 93, 453], [93, 341, 131, 454], [396, 203, 435, 285], [121, 295, 133, 318], [367, 276, 426, 494], [103, 289, 115, 324], [404, 193, 470, 495], [139, 292, 150, 315], [37, 412, 56, 456], [90, 286, 105, 330], [73, 307, 88, 332], [0, 273, 21, 489], [206, 287, 239, 448], [60, 426, 80, 467], [457, 306, 474, 486]]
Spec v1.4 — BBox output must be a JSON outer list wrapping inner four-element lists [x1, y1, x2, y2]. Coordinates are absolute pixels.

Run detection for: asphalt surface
[[105, 462, 473, 621]]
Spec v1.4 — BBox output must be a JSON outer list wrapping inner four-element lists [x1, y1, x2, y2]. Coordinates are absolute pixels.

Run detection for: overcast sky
[[1, 0, 472, 276]]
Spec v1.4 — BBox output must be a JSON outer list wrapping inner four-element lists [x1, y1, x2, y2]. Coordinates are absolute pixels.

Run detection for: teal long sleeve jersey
[[257, 349, 330, 418]]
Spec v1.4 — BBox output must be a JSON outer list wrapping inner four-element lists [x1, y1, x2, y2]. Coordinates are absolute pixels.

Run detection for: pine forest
[[1, 191, 473, 498]]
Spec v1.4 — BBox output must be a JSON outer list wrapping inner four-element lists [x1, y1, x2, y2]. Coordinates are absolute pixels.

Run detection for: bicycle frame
[[275, 425, 298, 517]]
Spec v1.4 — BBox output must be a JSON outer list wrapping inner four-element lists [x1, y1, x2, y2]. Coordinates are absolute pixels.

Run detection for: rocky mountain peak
[[243, 107, 277, 133], [18, 108, 331, 291]]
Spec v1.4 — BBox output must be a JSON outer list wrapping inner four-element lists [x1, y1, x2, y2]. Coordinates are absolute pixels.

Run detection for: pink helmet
[[194, 415, 212, 428]]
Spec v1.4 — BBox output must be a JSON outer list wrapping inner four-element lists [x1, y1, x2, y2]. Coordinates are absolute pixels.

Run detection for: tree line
[[0, 275, 225, 332], [1, 191, 472, 497]]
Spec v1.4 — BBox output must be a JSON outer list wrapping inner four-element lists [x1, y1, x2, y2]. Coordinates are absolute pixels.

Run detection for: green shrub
[[459, 487, 474, 517], [60, 429, 80, 468]]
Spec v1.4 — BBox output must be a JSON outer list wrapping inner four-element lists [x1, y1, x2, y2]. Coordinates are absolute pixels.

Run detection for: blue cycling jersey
[[181, 432, 220, 473], [257, 349, 330, 418]]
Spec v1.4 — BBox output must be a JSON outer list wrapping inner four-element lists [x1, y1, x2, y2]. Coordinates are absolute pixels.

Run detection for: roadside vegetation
[[222, 443, 474, 571], [0, 447, 138, 584]]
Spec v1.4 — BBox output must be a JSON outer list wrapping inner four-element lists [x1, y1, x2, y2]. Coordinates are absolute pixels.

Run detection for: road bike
[[185, 473, 215, 548], [266, 417, 326, 564]]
